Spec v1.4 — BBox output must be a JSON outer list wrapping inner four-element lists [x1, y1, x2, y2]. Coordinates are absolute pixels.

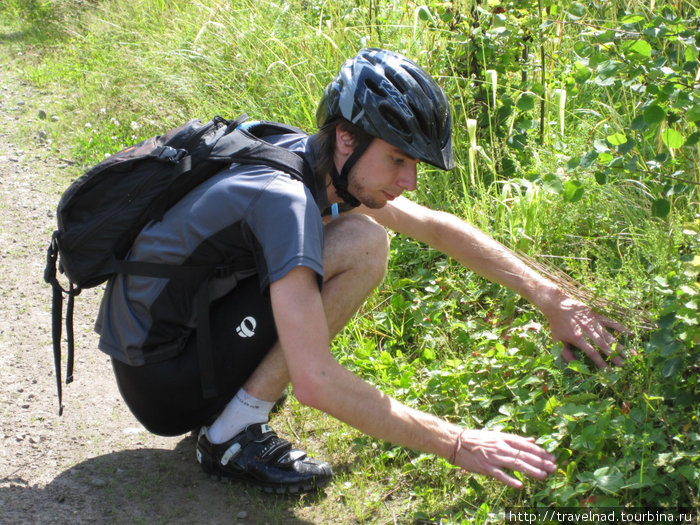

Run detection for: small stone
[[237, 510, 248, 519], [90, 477, 107, 487], [38, 109, 47, 120]]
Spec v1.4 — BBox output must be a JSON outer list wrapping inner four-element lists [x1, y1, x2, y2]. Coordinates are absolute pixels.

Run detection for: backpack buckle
[[157, 146, 188, 163]]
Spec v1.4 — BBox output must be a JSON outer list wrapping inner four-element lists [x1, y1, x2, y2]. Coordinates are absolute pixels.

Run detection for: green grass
[[2, 0, 698, 521]]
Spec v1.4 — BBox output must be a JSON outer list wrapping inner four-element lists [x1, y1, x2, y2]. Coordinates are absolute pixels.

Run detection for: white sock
[[206, 388, 276, 444]]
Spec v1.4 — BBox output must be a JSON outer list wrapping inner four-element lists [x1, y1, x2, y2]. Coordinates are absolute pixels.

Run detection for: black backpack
[[44, 115, 315, 414]]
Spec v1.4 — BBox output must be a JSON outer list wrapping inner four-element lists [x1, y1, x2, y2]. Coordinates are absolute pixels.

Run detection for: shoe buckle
[[220, 442, 242, 466]]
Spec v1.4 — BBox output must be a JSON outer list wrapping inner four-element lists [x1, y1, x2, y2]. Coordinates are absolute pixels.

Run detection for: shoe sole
[[206, 469, 330, 494], [198, 449, 331, 494]]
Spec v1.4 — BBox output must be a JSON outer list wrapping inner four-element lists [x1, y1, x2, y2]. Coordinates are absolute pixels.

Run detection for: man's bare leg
[[242, 213, 390, 401], [206, 214, 389, 440]]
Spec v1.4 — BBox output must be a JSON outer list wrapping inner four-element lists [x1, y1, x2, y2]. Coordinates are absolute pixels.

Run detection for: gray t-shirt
[[95, 133, 326, 365]]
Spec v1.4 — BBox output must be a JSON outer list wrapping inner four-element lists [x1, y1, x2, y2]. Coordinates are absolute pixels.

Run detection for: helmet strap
[[330, 137, 373, 208]]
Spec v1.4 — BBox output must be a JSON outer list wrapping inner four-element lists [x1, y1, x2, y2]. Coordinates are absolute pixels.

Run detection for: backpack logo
[[236, 316, 257, 338]]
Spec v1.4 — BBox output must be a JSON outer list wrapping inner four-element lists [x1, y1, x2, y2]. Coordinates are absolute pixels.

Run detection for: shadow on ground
[[0, 432, 324, 525]]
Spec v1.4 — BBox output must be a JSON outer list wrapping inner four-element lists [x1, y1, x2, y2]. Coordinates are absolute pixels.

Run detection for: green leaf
[[594, 467, 625, 494], [678, 465, 698, 482], [643, 104, 666, 125], [544, 396, 560, 415], [662, 356, 684, 378], [599, 152, 614, 164], [687, 104, 700, 123], [651, 198, 671, 218], [566, 358, 590, 372], [378, 350, 393, 366], [661, 128, 684, 148], [573, 42, 593, 59], [564, 181, 585, 202], [617, 138, 635, 154], [595, 171, 609, 185], [574, 65, 591, 83], [501, 157, 516, 177], [686, 132, 700, 147], [606, 132, 627, 146], [516, 92, 536, 111], [571, 425, 598, 450], [623, 39, 652, 58], [507, 132, 526, 150], [515, 118, 534, 131], [579, 151, 598, 169], [595, 60, 624, 86], [566, 2, 587, 20], [417, 5, 433, 22], [542, 173, 564, 194], [631, 114, 647, 131]]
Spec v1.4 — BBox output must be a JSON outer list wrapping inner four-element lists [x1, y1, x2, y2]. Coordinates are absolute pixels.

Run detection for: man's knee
[[324, 214, 390, 284]]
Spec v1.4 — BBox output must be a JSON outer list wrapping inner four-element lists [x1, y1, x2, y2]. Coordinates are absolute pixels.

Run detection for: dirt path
[[0, 49, 326, 525]]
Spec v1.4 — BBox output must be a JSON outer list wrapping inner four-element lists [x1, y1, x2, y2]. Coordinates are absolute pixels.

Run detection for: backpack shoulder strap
[[210, 118, 315, 187]]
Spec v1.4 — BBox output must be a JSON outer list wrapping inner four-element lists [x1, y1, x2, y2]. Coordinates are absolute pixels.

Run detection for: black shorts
[[111, 275, 277, 436]]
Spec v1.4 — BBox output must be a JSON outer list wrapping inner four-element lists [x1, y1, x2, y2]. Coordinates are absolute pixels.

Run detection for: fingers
[[549, 297, 633, 368], [457, 431, 557, 489], [558, 311, 631, 368], [503, 438, 557, 479], [596, 312, 629, 334], [565, 340, 609, 369], [486, 446, 556, 489], [562, 329, 626, 368]]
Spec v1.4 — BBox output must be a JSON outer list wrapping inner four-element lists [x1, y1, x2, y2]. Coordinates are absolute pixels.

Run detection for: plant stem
[[538, 0, 546, 145]]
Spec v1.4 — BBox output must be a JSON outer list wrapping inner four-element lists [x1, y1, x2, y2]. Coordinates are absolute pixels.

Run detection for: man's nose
[[396, 165, 417, 192]]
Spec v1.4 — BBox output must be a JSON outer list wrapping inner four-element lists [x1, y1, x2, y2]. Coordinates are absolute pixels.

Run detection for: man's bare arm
[[359, 197, 628, 367], [269, 265, 556, 488]]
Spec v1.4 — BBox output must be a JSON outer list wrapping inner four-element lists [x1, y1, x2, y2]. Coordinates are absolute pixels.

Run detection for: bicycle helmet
[[317, 48, 454, 206]]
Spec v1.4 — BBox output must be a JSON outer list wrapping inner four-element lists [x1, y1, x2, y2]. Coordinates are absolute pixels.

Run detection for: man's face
[[346, 138, 419, 209]]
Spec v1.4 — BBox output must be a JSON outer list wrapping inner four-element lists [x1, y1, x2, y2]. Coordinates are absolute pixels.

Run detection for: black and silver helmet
[[317, 48, 454, 206]]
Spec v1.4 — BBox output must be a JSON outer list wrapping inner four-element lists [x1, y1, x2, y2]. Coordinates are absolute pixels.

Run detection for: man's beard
[[347, 173, 385, 210]]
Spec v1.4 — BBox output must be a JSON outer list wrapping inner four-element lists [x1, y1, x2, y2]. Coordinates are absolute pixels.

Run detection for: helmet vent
[[384, 69, 407, 94], [409, 103, 430, 138], [364, 77, 387, 98], [405, 67, 432, 96], [379, 105, 411, 139]]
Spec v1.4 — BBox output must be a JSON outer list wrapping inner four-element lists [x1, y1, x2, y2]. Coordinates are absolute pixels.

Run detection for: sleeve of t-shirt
[[245, 175, 324, 287]]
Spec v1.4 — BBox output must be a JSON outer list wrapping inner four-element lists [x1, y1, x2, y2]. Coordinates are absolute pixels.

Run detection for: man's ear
[[335, 125, 356, 156]]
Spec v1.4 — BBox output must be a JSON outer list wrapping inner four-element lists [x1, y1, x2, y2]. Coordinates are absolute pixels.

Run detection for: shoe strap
[[220, 442, 243, 466], [258, 436, 295, 462]]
